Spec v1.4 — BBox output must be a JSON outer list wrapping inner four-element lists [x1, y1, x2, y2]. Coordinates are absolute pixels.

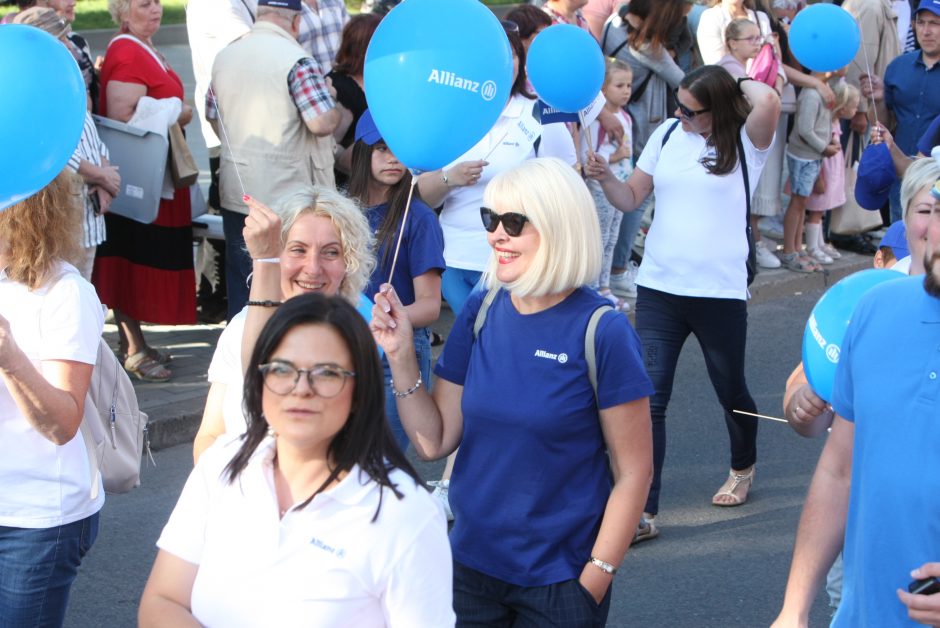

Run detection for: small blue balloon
[[789, 4, 861, 72], [364, 0, 513, 172], [802, 269, 903, 401], [0, 26, 86, 211], [526, 24, 605, 113]]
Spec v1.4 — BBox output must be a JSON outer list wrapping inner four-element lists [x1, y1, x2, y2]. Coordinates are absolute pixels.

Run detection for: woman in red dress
[[94, 0, 197, 381]]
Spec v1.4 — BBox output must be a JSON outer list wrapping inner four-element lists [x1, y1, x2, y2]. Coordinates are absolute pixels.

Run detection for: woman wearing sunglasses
[[584, 65, 780, 537], [373, 158, 653, 626], [140, 293, 454, 626]]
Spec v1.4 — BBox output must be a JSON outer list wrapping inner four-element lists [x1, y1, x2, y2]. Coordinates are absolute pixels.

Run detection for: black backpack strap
[[737, 131, 750, 219], [532, 100, 542, 156], [660, 119, 681, 149]]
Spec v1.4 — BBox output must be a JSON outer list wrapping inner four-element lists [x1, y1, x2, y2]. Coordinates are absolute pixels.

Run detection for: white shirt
[[206, 307, 248, 436], [158, 438, 455, 627], [0, 262, 105, 528], [636, 120, 773, 300], [438, 93, 577, 271]]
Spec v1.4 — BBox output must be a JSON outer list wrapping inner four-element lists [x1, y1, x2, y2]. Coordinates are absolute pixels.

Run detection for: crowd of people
[[2, 0, 940, 625]]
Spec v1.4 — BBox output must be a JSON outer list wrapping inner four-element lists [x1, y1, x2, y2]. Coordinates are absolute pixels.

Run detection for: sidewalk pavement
[[131, 252, 872, 451]]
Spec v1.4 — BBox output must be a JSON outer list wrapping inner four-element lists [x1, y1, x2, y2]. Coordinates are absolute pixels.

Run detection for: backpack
[[79, 338, 150, 499], [472, 287, 612, 398], [748, 43, 779, 88]]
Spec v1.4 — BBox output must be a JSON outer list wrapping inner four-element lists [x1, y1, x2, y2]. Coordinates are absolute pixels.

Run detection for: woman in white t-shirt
[[140, 293, 454, 627], [585, 65, 780, 538], [0, 171, 106, 626]]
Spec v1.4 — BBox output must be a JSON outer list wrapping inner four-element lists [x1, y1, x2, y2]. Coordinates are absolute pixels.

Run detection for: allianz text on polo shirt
[[884, 49, 940, 154]]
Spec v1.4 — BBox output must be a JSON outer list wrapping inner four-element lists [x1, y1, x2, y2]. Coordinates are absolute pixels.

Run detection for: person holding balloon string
[[584, 65, 781, 535], [345, 110, 445, 453]]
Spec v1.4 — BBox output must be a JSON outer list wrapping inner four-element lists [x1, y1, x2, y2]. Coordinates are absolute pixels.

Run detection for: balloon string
[[859, 40, 880, 130], [212, 92, 247, 198], [387, 176, 417, 285], [732, 409, 788, 423], [483, 128, 510, 161]]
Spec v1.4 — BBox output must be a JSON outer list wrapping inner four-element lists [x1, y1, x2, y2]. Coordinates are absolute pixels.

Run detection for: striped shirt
[[67, 113, 108, 249], [296, 0, 348, 74]]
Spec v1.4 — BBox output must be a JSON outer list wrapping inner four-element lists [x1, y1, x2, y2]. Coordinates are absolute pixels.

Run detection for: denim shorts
[[786, 154, 822, 197]]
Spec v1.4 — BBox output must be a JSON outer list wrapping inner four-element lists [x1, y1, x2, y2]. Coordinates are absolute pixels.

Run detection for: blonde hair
[[605, 58, 633, 86], [483, 158, 601, 298], [832, 81, 860, 117], [0, 170, 83, 290], [900, 157, 940, 228], [276, 186, 375, 305], [724, 18, 758, 49], [107, 0, 131, 25]]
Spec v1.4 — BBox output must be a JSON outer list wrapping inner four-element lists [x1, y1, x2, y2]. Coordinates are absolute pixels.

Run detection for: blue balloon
[[789, 4, 861, 72], [364, 0, 513, 172], [526, 24, 605, 113], [0, 26, 86, 211], [802, 269, 903, 401]]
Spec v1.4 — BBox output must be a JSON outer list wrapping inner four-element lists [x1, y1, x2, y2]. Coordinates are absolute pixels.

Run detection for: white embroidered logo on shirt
[[534, 349, 568, 363], [310, 537, 346, 558]]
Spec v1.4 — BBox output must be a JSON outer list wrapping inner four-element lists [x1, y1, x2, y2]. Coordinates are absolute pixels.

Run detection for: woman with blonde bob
[[0, 171, 106, 625], [372, 158, 654, 626], [193, 186, 375, 462]]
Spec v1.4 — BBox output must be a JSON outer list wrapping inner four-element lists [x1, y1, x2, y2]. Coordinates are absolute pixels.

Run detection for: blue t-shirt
[[915, 113, 940, 157], [435, 287, 654, 586], [831, 276, 940, 627], [885, 51, 940, 155], [364, 198, 444, 306]]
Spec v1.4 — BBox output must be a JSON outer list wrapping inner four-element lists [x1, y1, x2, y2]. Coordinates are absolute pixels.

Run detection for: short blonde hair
[[107, 0, 131, 25], [900, 157, 940, 227], [276, 186, 376, 305], [832, 80, 860, 114], [482, 158, 601, 298]]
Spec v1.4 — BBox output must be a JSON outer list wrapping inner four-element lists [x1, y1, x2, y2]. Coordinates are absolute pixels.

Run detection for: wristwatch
[[736, 76, 755, 87], [441, 170, 451, 187]]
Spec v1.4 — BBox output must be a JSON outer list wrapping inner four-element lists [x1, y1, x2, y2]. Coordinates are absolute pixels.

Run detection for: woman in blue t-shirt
[[372, 157, 653, 626], [346, 110, 445, 451]]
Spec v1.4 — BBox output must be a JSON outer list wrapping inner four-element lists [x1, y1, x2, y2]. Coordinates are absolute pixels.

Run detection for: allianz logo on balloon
[[807, 313, 841, 364], [427, 69, 498, 101]]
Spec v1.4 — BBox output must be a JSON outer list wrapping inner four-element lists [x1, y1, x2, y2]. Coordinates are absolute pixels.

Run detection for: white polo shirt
[[158, 438, 455, 627], [206, 307, 248, 436]]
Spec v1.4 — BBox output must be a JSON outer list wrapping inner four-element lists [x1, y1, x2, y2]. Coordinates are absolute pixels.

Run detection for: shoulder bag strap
[[472, 286, 501, 339], [585, 305, 613, 400]]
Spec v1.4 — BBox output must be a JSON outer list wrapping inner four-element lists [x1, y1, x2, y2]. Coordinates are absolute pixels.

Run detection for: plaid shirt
[[206, 57, 335, 125], [297, 0, 348, 74], [542, 4, 591, 32]]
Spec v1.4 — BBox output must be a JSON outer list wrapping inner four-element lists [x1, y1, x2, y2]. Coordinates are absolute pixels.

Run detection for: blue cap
[[880, 220, 909, 259], [854, 143, 897, 210], [258, 0, 301, 10], [354, 109, 382, 146], [917, 0, 940, 16]]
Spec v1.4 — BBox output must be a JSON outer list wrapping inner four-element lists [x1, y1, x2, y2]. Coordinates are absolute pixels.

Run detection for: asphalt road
[[65, 286, 836, 628]]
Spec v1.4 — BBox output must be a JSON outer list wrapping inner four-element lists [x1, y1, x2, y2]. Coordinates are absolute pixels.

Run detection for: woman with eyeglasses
[[373, 158, 653, 626], [584, 65, 780, 536], [141, 293, 454, 626]]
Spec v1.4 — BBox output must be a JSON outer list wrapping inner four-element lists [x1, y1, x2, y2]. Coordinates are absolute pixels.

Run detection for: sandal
[[712, 466, 755, 507], [798, 253, 823, 272], [780, 253, 815, 274], [146, 346, 173, 365], [124, 352, 171, 382], [631, 513, 659, 545], [598, 288, 631, 314]]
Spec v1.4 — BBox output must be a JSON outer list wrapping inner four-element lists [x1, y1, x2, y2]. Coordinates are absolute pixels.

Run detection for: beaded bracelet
[[247, 300, 283, 307], [391, 375, 422, 398]]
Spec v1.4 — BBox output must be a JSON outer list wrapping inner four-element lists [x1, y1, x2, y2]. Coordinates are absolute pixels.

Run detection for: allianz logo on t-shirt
[[534, 349, 568, 364], [427, 69, 498, 101]]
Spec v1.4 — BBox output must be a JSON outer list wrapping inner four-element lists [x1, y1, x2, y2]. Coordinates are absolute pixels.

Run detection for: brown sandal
[[124, 352, 171, 382], [712, 466, 755, 507]]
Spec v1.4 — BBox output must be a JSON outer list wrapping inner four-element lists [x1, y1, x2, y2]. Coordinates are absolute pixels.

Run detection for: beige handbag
[[167, 123, 199, 188], [830, 132, 884, 236]]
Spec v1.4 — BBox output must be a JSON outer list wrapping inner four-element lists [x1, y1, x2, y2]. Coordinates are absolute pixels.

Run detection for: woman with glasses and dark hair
[[140, 293, 454, 626], [373, 158, 653, 626], [585, 65, 780, 540]]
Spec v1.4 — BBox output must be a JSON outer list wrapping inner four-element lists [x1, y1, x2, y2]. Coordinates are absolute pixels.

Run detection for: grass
[[1, 0, 517, 29]]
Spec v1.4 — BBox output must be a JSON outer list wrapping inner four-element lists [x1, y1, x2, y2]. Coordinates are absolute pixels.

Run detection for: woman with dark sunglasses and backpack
[[372, 158, 653, 626], [585, 64, 780, 541]]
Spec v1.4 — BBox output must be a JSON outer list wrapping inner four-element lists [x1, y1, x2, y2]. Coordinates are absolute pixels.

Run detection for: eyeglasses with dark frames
[[258, 361, 355, 397], [677, 101, 710, 120], [480, 207, 530, 237]]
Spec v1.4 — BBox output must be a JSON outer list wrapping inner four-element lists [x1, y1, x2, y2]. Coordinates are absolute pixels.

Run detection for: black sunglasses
[[500, 19, 520, 34], [677, 101, 710, 120], [480, 207, 529, 237]]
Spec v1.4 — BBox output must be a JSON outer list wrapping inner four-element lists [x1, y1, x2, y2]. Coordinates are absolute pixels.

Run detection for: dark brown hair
[[680, 65, 751, 176], [506, 24, 534, 99], [504, 4, 552, 41], [331, 13, 381, 76], [626, 0, 687, 51]]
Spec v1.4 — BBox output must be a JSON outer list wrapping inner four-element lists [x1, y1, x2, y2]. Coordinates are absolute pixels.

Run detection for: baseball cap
[[354, 109, 382, 146], [855, 143, 897, 210], [12, 7, 69, 39], [880, 220, 909, 259], [258, 0, 302, 11], [917, 0, 940, 17]]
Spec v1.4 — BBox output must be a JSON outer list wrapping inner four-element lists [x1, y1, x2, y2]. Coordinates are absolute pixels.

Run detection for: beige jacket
[[843, 0, 901, 113]]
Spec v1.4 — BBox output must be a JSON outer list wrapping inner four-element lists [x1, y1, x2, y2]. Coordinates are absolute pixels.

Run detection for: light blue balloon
[[364, 0, 513, 172], [0, 26, 86, 211], [356, 293, 383, 358], [789, 4, 861, 73], [526, 24, 605, 113], [801, 269, 903, 401]]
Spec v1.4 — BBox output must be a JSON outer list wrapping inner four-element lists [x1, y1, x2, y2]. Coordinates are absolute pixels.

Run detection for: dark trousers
[[453, 561, 611, 628], [221, 209, 252, 321], [635, 286, 758, 515]]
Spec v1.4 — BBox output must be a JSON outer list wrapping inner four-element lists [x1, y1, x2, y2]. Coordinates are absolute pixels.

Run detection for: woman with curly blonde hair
[[0, 170, 106, 626], [193, 186, 376, 461]]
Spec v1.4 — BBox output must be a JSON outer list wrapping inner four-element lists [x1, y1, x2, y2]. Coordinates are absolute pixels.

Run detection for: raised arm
[[239, 197, 284, 371], [741, 78, 781, 150]]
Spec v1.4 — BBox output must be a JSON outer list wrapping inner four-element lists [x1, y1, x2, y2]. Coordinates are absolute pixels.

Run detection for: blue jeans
[[221, 209, 252, 321], [453, 561, 611, 628], [0, 513, 99, 628], [635, 287, 758, 515], [383, 327, 433, 452], [612, 196, 648, 269], [441, 267, 483, 318]]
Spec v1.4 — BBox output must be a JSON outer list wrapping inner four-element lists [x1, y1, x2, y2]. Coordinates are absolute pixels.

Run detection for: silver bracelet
[[391, 375, 422, 398], [589, 556, 618, 575], [253, 257, 280, 264]]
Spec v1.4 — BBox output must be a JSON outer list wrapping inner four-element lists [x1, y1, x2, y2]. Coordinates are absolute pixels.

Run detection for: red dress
[[93, 37, 196, 325]]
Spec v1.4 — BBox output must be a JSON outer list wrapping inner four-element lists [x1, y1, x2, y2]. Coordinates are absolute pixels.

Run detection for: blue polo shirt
[[364, 198, 444, 306], [435, 287, 654, 586], [830, 275, 940, 627], [884, 51, 940, 155]]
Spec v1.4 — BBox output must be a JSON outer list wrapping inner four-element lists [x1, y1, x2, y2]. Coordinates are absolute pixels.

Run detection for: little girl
[[582, 58, 633, 311], [347, 109, 445, 451], [804, 80, 861, 264]]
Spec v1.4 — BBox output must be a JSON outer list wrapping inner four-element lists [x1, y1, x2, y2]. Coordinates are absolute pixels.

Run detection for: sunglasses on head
[[480, 207, 529, 237], [677, 101, 710, 120], [500, 19, 519, 34]]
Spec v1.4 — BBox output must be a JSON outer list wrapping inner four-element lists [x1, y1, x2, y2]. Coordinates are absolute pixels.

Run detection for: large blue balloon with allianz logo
[[802, 269, 903, 402], [364, 0, 513, 172]]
